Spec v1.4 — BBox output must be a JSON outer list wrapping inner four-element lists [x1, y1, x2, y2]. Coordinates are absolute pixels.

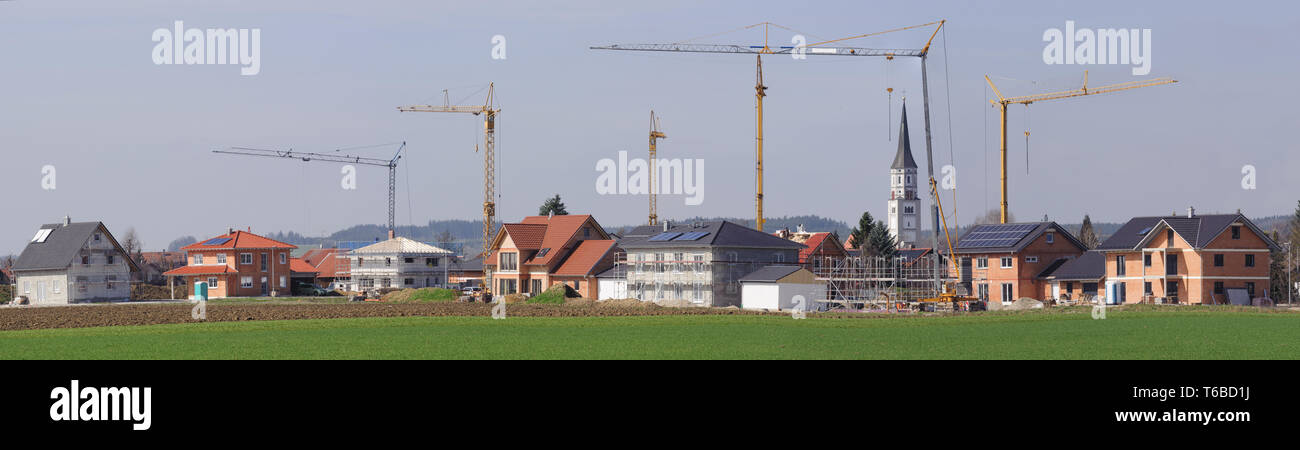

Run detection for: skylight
[[31, 228, 53, 243]]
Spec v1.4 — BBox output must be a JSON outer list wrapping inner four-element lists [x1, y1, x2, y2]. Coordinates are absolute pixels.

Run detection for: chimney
[[797, 224, 806, 234], [1188, 206, 1196, 218], [228, 227, 235, 235], [63, 216, 71, 227], [388, 230, 396, 240], [662, 221, 670, 232]]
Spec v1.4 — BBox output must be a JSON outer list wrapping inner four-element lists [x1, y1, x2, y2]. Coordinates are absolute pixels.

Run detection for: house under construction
[[810, 251, 954, 310]]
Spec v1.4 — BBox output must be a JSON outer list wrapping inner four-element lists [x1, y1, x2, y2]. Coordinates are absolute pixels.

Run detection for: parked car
[[461, 286, 482, 295], [292, 282, 331, 297]]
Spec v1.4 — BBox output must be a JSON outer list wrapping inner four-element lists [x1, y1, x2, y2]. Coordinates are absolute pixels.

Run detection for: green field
[[2, 308, 1299, 359]]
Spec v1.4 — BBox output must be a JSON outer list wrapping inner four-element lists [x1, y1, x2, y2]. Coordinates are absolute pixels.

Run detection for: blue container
[[194, 281, 209, 301]]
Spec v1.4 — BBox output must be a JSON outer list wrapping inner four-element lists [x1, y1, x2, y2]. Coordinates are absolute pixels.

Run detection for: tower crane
[[648, 110, 667, 226], [213, 142, 407, 238], [593, 21, 945, 233], [398, 83, 500, 257], [986, 71, 1177, 224]]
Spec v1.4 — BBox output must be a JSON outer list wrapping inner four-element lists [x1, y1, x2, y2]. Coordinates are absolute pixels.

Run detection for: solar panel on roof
[[648, 232, 682, 241], [672, 231, 711, 241], [959, 223, 1039, 249], [1137, 227, 1153, 235], [202, 238, 232, 246]]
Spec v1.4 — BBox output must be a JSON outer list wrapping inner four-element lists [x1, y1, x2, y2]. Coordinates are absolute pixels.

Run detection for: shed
[[739, 266, 825, 312]]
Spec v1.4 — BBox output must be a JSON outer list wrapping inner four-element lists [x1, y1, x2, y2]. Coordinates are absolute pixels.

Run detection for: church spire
[[891, 100, 918, 170]]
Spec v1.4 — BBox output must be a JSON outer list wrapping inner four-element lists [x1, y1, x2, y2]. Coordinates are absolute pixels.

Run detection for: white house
[[595, 266, 627, 300], [11, 218, 138, 304], [740, 266, 826, 312], [345, 237, 453, 291]]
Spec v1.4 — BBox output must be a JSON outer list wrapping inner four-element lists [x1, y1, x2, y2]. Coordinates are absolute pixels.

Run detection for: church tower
[[887, 101, 919, 249]]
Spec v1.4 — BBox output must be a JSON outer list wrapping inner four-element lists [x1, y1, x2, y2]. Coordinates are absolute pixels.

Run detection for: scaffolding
[[810, 253, 953, 311]]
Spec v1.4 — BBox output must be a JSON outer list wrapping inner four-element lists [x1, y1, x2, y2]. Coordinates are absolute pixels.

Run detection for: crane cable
[[1024, 104, 1031, 174], [941, 25, 957, 238]]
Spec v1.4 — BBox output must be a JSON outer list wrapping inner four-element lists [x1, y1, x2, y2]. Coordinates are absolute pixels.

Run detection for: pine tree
[[538, 194, 569, 216], [865, 220, 898, 260], [848, 212, 875, 250], [1078, 214, 1100, 249]]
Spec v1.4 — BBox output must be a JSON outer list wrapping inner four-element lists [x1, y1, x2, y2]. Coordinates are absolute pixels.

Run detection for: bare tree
[[973, 209, 1015, 225]]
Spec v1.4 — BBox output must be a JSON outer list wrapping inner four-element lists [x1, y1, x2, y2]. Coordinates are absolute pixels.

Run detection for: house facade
[[773, 225, 848, 272], [346, 237, 453, 291], [1096, 211, 1279, 304], [300, 248, 349, 289], [483, 214, 617, 299], [617, 221, 805, 307], [163, 229, 296, 298], [953, 222, 1088, 305], [11, 219, 139, 304]]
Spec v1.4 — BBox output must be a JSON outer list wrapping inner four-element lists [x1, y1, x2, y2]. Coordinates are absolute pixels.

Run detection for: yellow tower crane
[[398, 83, 500, 257], [593, 21, 945, 232], [985, 72, 1176, 224], [648, 110, 667, 226]]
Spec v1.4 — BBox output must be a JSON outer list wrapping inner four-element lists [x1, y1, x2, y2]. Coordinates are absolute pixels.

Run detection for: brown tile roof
[[289, 258, 318, 275], [303, 249, 348, 278], [181, 230, 296, 251], [552, 240, 616, 276], [501, 223, 547, 249], [520, 215, 606, 266]]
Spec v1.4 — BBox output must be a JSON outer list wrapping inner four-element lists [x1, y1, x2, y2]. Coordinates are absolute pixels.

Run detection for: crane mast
[[648, 111, 667, 225]]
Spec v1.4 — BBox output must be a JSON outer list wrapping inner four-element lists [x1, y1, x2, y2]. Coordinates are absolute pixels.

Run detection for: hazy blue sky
[[2, 0, 1297, 254]]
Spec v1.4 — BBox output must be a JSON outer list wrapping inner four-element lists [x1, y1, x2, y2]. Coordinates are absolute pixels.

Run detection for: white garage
[[740, 266, 826, 312]]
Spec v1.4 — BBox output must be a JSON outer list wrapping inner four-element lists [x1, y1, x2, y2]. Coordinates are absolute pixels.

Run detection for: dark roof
[[617, 221, 806, 250], [595, 266, 622, 278], [448, 255, 484, 272], [897, 248, 932, 265], [954, 222, 1086, 254], [892, 102, 918, 170], [1097, 214, 1280, 251], [738, 265, 804, 283], [13, 222, 140, 272], [1045, 251, 1106, 281], [1035, 258, 1070, 279]]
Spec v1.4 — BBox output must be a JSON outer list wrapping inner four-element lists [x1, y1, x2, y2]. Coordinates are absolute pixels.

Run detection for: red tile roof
[[500, 223, 547, 249], [163, 265, 238, 276], [289, 258, 318, 275], [552, 240, 616, 276], [519, 215, 605, 266], [181, 230, 296, 251], [303, 249, 348, 278]]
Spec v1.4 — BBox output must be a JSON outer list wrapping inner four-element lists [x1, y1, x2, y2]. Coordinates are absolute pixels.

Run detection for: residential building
[[887, 102, 920, 249], [740, 266, 826, 312], [163, 229, 296, 298], [446, 255, 485, 288], [617, 220, 805, 307], [289, 258, 319, 287], [1095, 209, 1279, 304], [300, 248, 349, 289], [346, 237, 453, 291], [11, 218, 139, 304], [483, 214, 618, 299], [135, 251, 186, 284], [1040, 251, 1105, 302], [953, 222, 1088, 305], [773, 225, 848, 272]]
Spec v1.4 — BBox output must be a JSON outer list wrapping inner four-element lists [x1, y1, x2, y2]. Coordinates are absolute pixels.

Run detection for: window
[[1232, 226, 1241, 240], [584, 227, 591, 238], [405, 258, 415, 264], [903, 205, 915, 214], [1025, 256, 1039, 263], [1214, 254, 1224, 267], [94, 233, 102, 242], [575, 280, 583, 292], [1246, 282, 1256, 297], [976, 257, 988, 269], [1166, 230, 1174, 245], [106, 254, 115, 265], [240, 253, 253, 265], [977, 284, 989, 301], [1144, 254, 1152, 267], [280, 253, 288, 265], [673, 253, 685, 272], [76, 277, 87, 293], [31, 228, 53, 243], [1214, 282, 1224, 295], [385, 258, 392, 267], [1144, 282, 1153, 295], [82, 256, 90, 265], [22, 281, 30, 295], [279, 276, 287, 288], [404, 278, 414, 286], [261, 254, 268, 272], [654, 253, 664, 273], [499, 253, 518, 271], [1245, 254, 1255, 268], [1000, 257, 1013, 269], [195, 254, 204, 265], [52, 281, 62, 294], [217, 254, 226, 265], [208, 277, 219, 288], [106, 276, 117, 290], [1166, 254, 1177, 276], [1046, 233, 1055, 244], [1000, 283, 1013, 303], [694, 255, 705, 272], [427, 258, 439, 267], [1065, 282, 1074, 294], [774, 253, 785, 264], [241, 277, 253, 288], [1116, 256, 1127, 276]]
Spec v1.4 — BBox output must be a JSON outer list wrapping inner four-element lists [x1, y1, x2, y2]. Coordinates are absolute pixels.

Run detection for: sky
[[1, 0, 1297, 255]]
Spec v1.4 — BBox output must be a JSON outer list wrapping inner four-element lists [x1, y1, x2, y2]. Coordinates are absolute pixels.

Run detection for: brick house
[[1095, 210, 1280, 304], [953, 222, 1088, 305], [163, 229, 296, 298], [483, 214, 619, 299], [773, 225, 848, 272]]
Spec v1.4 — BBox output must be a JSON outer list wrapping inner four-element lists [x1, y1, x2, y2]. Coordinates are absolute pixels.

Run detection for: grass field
[[2, 307, 1299, 359]]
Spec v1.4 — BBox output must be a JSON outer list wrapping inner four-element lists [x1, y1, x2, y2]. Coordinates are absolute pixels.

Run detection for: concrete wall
[[16, 232, 132, 304]]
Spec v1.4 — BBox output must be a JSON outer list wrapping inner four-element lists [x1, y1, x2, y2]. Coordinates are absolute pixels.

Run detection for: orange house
[[1096, 211, 1280, 304], [163, 229, 297, 298], [952, 222, 1088, 305], [483, 215, 618, 299]]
